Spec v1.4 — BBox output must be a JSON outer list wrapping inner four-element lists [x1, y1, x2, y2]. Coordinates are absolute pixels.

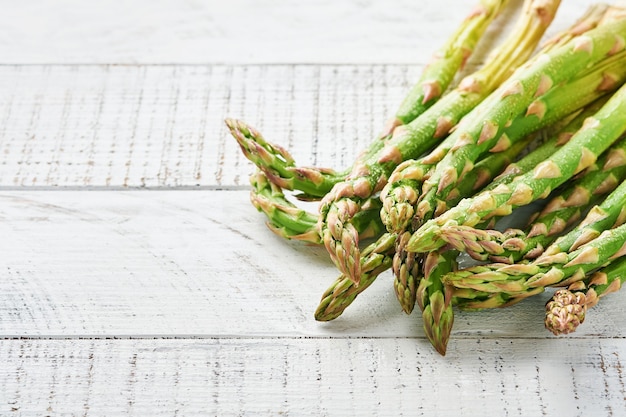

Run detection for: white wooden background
[[1, 1, 626, 416]]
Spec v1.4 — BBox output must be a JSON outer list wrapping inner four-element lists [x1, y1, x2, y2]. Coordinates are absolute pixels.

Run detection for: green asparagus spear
[[417, 250, 458, 355], [542, 178, 626, 257], [390, 0, 510, 129], [314, 233, 396, 321], [249, 170, 385, 243]]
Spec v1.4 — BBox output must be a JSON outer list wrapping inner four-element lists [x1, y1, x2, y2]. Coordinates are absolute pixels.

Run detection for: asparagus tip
[[545, 289, 587, 335]]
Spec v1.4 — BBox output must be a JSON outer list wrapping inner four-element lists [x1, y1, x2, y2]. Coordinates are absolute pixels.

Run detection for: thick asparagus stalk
[[408, 67, 626, 254], [542, 178, 626, 257], [443, 134, 626, 262], [545, 256, 626, 335], [320, 0, 561, 282], [226, 0, 509, 198]]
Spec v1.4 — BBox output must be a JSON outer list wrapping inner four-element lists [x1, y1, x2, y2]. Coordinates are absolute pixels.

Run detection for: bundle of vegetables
[[225, 0, 626, 355]]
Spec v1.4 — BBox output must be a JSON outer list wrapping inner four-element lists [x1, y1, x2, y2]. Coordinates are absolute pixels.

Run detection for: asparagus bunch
[[388, 50, 626, 314], [319, 0, 562, 282], [226, 1, 626, 356], [315, 36, 626, 323]]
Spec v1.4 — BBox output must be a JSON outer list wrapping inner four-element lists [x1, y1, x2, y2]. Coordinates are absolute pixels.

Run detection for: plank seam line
[[0, 62, 430, 67], [1, 335, 624, 341], [0, 186, 251, 191]]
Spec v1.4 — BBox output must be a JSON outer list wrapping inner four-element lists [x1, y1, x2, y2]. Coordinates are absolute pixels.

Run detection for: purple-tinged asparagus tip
[[545, 289, 587, 335]]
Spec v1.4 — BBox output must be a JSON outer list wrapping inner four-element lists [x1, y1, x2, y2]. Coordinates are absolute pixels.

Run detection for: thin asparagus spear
[[320, 0, 561, 282], [314, 233, 396, 321], [389, 0, 510, 131]]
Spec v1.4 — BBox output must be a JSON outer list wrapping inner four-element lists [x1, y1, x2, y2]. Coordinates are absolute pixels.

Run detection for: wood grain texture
[[0, 190, 624, 340], [2, 338, 625, 417], [0, 0, 537, 64], [1, 0, 620, 64], [0, 64, 418, 188]]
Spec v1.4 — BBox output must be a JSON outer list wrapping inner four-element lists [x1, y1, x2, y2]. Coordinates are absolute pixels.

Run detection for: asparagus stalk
[[249, 170, 385, 243], [417, 250, 458, 355], [542, 178, 626, 257], [225, 119, 346, 199], [408, 66, 626, 254], [545, 256, 626, 335], [389, 0, 510, 131], [314, 233, 396, 321], [320, 0, 561, 282], [443, 134, 626, 262], [226, 0, 509, 198]]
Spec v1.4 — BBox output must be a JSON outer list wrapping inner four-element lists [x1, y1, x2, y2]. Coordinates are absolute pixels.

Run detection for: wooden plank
[[0, 64, 420, 188], [0, 1, 614, 64], [0, 190, 624, 339], [1, 338, 625, 416], [0, 0, 561, 64]]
